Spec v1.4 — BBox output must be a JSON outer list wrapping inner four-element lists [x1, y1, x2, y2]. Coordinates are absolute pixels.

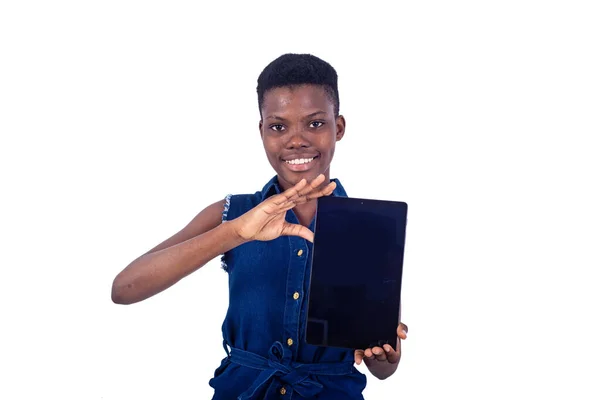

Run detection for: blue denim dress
[[208, 176, 367, 399]]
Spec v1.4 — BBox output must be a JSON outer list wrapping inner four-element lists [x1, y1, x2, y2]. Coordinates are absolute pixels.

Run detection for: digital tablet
[[305, 196, 407, 350]]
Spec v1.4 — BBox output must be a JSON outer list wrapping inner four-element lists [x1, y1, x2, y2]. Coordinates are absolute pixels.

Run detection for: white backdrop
[[1, 1, 599, 399]]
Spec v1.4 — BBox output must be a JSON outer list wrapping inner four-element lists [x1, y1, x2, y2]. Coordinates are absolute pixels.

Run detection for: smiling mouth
[[283, 156, 318, 165]]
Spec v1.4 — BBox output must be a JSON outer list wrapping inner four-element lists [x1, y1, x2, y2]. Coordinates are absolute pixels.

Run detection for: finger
[[372, 346, 388, 362], [280, 200, 299, 213], [304, 181, 337, 202], [323, 181, 336, 195], [296, 174, 326, 197], [273, 176, 334, 208], [354, 350, 364, 365], [384, 344, 401, 364], [292, 175, 330, 204], [270, 179, 307, 206], [269, 177, 328, 209], [280, 222, 314, 242], [397, 322, 408, 339], [363, 348, 375, 361]]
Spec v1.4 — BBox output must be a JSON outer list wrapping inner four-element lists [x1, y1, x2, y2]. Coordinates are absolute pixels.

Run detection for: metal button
[[293, 292, 300, 300], [297, 249, 303, 257], [280, 387, 287, 395], [287, 338, 294, 346]]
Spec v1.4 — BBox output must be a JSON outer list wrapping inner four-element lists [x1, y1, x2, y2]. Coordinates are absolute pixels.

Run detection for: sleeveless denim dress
[[208, 176, 367, 399]]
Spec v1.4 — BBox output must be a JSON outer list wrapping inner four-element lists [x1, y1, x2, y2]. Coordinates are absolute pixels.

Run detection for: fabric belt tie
[[224, 340, 354, 399]]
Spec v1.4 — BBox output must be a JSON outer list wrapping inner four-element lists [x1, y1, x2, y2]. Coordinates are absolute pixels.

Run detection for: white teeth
[[286, 157, 315, 165]]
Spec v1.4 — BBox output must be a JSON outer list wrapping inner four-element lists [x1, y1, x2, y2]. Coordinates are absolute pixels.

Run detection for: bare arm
[[111, 199, 241, 304], [111, 175, 337, 305]]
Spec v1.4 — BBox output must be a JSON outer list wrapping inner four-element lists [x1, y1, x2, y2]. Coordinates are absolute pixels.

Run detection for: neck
[[293, 201, 317, 227]]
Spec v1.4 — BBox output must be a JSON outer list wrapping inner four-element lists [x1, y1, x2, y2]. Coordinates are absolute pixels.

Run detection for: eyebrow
[[265, 111, 327, 121]]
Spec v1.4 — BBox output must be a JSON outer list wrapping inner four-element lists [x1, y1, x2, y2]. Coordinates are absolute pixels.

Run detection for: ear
[[335, 115, 346, 142], [259, 120, 263, 139]]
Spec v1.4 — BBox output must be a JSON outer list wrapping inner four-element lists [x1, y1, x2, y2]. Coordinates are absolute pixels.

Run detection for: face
[[259, 84, 345, 191]]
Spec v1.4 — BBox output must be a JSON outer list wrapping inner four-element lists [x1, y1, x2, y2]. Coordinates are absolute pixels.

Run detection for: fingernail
[[403, 329, 407, 336]]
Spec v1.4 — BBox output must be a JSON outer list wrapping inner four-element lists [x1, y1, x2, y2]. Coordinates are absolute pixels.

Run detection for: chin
[[280, 170, 324, 186]]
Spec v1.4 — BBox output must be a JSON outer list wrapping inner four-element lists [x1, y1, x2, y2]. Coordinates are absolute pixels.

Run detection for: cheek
[[325, 147, 336, 160], [317, 136, 337, 157], [263, 139, 280, 158]]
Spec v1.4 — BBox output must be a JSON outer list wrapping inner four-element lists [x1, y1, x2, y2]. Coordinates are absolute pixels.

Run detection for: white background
[[1, 1, 599, 399]]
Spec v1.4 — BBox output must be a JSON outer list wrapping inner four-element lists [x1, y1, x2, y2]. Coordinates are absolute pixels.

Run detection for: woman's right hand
[[231, 174, 336, 243]]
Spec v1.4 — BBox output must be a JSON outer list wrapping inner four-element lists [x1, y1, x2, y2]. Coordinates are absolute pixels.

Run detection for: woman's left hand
[[354, 322, 408, 366]]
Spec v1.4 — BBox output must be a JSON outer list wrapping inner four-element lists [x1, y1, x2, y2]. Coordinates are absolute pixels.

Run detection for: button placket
[[292, 248, 304, 304], [284, 241, 307, 356]]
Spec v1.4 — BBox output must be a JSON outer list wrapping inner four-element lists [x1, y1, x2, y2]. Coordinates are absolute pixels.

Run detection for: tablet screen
[[306, 196, 407, 350]]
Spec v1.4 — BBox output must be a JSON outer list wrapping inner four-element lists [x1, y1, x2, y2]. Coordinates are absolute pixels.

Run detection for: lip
[[281, 154, 319, 161], [281, 154, 319, 172]]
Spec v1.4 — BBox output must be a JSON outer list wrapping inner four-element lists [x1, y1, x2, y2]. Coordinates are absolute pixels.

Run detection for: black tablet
[[305, 196, 408, 350]]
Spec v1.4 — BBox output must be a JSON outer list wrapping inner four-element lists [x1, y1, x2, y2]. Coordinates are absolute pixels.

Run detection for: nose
[[286, 127, 310, 149]]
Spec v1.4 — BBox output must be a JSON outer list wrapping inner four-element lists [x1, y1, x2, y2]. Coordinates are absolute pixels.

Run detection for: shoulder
[[222, 175, 279, 221], [222, 191, 264, 222]]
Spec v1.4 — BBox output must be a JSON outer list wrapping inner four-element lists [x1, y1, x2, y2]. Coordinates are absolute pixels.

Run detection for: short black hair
[[257, 53, 340, 117]]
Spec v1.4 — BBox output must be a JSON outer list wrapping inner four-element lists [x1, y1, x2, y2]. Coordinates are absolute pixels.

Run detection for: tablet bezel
[[305, 195, 408, 350]]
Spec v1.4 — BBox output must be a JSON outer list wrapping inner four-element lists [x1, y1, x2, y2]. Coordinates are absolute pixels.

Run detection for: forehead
[[261, 84, 334, 117]]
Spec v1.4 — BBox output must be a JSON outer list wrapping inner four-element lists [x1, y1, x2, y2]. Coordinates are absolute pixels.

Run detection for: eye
[[309, 121, 324, 129], [270, 124, 285, 132]]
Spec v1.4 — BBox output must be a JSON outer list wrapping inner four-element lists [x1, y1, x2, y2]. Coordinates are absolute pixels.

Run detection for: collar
[[260, 175, 348, 200]]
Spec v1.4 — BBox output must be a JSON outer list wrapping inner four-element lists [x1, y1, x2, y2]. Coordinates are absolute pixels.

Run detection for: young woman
[[112, 53, 408, 399]]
